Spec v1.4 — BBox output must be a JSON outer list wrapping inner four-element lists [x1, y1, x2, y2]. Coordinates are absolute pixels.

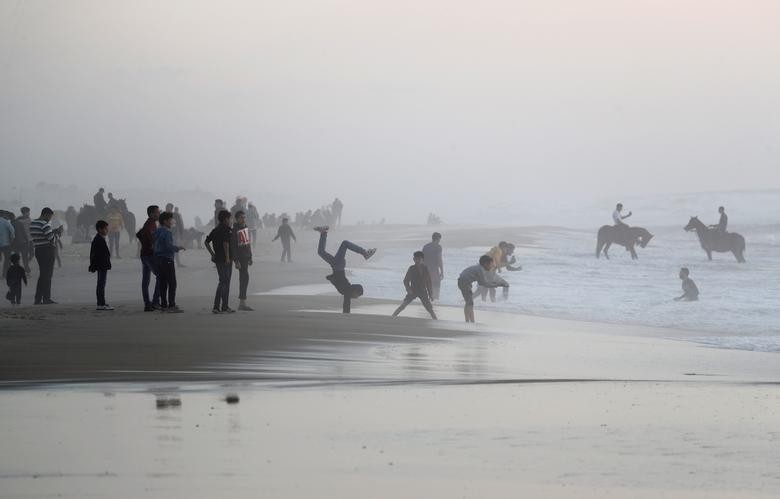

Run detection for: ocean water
[[352, 225, 780, 352]]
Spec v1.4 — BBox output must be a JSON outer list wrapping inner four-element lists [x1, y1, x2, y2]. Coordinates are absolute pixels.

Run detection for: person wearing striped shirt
[[29, 207, 62, 305]]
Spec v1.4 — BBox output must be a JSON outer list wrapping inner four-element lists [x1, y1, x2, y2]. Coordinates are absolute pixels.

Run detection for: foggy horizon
[[2, 0, 779, 223]]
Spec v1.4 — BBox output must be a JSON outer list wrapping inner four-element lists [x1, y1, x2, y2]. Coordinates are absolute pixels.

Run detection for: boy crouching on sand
[[315, 226, 376, 313], [392, 251, 437, 319], [89, 220, 113, 311], [458, 255, 509, 323], [674, 267, 699, 302], [5, 253, 26, 305]]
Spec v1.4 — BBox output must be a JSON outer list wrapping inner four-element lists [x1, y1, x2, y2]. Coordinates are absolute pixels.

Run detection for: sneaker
[[364, 248, 377, 260], [221, 307, 235, 313], [96, 305, 115, 311], [166, 306, 183, 314], [313, 226, 330, 233], [212, 308, 222, 314], [42, 300, 58, 305], [238, 303, 254, 311], [144, 305, 155, 312], [152, 303, 162, 310]]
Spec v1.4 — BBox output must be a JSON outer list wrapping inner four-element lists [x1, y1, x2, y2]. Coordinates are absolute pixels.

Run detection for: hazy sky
[[1, 0, 779, 222]]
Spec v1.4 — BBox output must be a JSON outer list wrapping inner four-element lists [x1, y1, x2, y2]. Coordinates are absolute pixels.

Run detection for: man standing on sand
[[392, 251, 437, 319], [421, 232, 443, 300], [137, 205, 161, 311], [154, 211, 185, 313], [205, 210, 234, 314], [458, 255, 509, 323], [231, 210, 254, 311], [29, 207, 63, 305], [272, 217, 297, 262], [315, 225, 376, 313]]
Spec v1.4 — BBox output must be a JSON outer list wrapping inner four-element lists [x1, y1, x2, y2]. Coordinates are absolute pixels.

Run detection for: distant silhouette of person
[[212, 199, 225, 228], [674, 267, 699, 302], [106, 207, 124, 258], [392, 251, 437, 319], [458, 255, 509, 323], [173, 205, 186, 268], [421, 232, 443, 300], [89, 220, 114, 310], [709, 206, 728, 234], [14, 207, 33, 272], [247, 202, 261, 245], [64, 206, 77, 237], [315, 226, 376, 313], [272, 217, 297, 262], [0, 211, 14, 279], [5, 253, 26, 305], [94, 188, 107, 212], [332, 198, 344, 227], [29, 207, 63, 304], [106, 192, 119, 211]]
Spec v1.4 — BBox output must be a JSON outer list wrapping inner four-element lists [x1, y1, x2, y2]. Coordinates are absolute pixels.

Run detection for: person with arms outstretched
[[458, 255, 509, 323], [272, 217, 297, 262], [315, 226, 375, 313], [392, 251, 437, 319]]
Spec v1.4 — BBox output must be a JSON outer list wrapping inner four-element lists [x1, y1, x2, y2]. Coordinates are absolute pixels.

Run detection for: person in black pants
[[5, 253, 26, 305], [29, 208, 63, 305], [205, 210, 234, 314], [154, 211, 186, 313], [231, 210, 253, 311], [89, 220, 113, 311]]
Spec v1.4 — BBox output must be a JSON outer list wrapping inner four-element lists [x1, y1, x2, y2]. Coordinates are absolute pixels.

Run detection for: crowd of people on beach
[[2, 196, 725, 320]]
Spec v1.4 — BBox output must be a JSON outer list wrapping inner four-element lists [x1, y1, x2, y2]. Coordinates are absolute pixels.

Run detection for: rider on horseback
[[708, 206, 727, 233], [612, 203, 632, 227]]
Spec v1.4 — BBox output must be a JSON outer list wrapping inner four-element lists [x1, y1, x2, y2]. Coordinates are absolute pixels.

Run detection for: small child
[[315, 226, 376, 313], [674, 267, 699, 301], [392, 251, 437, 319], [89, 220, 113, 311], [458, 255, 509, 323], [5, 253, 26, 305]]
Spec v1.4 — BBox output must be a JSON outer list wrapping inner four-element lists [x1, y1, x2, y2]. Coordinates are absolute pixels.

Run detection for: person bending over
[[315, 226, 376, 313], [458, 255, 509, 323]]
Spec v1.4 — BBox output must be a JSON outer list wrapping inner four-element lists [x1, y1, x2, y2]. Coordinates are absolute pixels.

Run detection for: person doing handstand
[[315, 226, 376, 313]]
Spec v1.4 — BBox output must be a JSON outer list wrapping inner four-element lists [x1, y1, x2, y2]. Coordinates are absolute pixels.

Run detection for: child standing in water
[[314, 226, 375, 313], [674, 267, 699, 301], [89, 220, 113, 311], [392, 251, 437, 319]]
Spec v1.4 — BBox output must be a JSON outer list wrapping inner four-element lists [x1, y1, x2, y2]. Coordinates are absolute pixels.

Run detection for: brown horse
[[684, 216, 746, 263], [596, 225, 654, 260]]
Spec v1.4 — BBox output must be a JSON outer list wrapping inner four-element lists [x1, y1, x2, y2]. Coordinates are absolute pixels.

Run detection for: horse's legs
[[629, 245, 638, 260], [603, 242, 611, 259], [706, 250, 712, 261]]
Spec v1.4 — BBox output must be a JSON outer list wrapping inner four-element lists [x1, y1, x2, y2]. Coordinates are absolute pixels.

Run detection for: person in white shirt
[[612, 203, 632, 226]]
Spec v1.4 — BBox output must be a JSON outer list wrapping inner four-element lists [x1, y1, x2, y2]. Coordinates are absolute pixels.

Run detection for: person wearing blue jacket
[[154, 212, 186, 313]]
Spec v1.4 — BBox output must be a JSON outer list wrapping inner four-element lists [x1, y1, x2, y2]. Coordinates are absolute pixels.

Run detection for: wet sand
[[1, 225, 779, 497]]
